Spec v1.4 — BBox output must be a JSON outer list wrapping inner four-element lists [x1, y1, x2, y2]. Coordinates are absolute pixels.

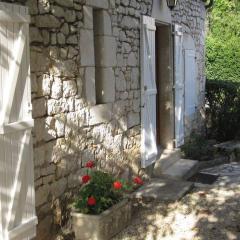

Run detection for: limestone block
[[68, 169, 83, 188], [95, 36, 117, 67], [121, 16, 139, 29], [86, 0, 109, 9], [68, 47, 79, 59], [38, 0, 50, 14], [42, 30, 50, 45], [50, 59, 78, 77], [65, 9, 76, 22], [51, 5, 65, 18], [66, 35, 78, 44], [116, 71, 127, 91], [83, 6, 93, 29], [48, 99, 68, 115], [83, 67, 96, 105], [96, 67, 115, 103], [34, 118, 45, 143], [63, 80, 77, 97], [35, 15, 61, 28], [89, 103, 112, 125], [45, 124, 57, 142], [61, 23, 69, 35], [127, 52, 138, 66], [32, 98, 46, 118], [26, 0, 38, 15], [34, 145, 45, 167], [30, 49, 50, 72], [79, 29, 95, 66], [50, 177, 67, 198], [57, 32, 66, 45], [55, 114, 66, 137], [131, 68, 139, 89], [127, 112, 140, 128], [35, 185, 50, 207], [51, 77, 63, 99], [38, 74, 52, 97], [94, 10, 112, 36], [30, 27, 43, 43], [55, 0, 74, 7]]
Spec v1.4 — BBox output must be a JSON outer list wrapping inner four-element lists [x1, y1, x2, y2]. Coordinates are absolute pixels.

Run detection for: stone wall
[[0, 0, 206, 239], [171, 0, 206, 135]]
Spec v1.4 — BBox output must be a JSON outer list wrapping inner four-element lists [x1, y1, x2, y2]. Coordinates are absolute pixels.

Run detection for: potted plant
[[71, 160, 143, 240]]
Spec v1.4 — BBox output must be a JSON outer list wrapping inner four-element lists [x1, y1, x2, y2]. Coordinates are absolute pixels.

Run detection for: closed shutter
[[174, 24, 185, 147], [184, 49, 197, 116], [0, 3, 37, 240], [140, 15, 158, 168]]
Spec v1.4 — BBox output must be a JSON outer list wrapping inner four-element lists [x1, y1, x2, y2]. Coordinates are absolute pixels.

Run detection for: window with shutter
[[140, 15, 158, 168], [184, 49, 197, 117], [174, 24, 185, 147]]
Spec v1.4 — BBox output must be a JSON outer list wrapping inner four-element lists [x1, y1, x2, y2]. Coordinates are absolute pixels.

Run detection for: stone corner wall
[[0, 0, 207, 239], [0, 0, 152, 239]]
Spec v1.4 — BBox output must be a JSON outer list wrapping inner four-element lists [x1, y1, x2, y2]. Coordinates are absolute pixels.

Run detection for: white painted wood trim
[[8, 217, 38, 240], [5, 130, 31, 231], [0, 10, 30, 23], [1, 24, 27, 124], [0, 119, 34, 134]]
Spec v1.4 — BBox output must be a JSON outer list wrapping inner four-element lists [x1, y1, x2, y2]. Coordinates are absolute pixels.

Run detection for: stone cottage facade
[[0, 0, 206, 239]]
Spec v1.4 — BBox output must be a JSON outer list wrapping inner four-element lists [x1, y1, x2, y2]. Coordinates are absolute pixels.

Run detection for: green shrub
[[206, 79, 240, 141], [206, 0, 240, 81], [181, 133, 216, 161]]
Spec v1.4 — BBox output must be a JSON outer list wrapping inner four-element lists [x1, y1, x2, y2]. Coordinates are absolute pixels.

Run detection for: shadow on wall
[[113, 184, 240, 240]]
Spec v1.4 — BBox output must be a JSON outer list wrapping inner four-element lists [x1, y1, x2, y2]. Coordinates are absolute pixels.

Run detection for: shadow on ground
[[112, 182, 240, 240]]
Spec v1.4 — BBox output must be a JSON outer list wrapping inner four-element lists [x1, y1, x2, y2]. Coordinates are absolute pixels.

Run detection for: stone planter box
[[71, 199, 132, 240]]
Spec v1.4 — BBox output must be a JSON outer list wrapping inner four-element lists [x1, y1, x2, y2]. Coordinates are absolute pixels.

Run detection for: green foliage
[[206, 0, 240, 81], [206, 79, 240, 141], [181, 132, 216, 161], [74, 171, 123, 215]]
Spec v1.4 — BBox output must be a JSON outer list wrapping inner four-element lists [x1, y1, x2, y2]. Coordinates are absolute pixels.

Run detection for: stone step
[[153, 148, 181, 177], [162, 159, 199, 180], [131, 178, 193, 202]]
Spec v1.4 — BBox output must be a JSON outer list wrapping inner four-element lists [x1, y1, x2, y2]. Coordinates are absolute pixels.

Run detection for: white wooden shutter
[[0, 3, 37, 240], [140, 15, 158, 168], [174, 24, 185, 147], [184, 49, 197, 116]]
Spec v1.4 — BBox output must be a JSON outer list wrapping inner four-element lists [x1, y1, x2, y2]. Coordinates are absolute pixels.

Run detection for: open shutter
[[184, 49, 197, 116], [174, 24, 184, 147], [140, 15, 158, 168], [0, 3, 37, 240]]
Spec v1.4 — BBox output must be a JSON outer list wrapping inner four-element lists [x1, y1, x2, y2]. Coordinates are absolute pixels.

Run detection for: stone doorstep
[[130, 178, 194, 202], [153, 148, 182, 177], [162, 159, 199, 180]]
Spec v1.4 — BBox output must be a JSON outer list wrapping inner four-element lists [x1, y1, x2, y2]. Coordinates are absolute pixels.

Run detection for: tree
[[206, 0, 240, 81]]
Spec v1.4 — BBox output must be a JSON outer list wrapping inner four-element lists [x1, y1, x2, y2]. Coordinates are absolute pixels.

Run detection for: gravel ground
[[112, 163, 240, 240]]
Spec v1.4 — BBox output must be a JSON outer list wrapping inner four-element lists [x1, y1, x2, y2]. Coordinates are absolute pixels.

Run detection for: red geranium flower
[[82, 175, 91, 184], [87, 196, 96, 206], [113, 181, 122, 190], [133, 176, 143, 185], [85, 160, 94, 168]]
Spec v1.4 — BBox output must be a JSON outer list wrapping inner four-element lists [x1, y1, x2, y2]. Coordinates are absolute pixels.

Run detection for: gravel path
[[112, 163, 240, 240]]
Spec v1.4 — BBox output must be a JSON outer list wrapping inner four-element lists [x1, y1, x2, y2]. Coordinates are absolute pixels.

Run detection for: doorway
[[155, 23, 174, 150]]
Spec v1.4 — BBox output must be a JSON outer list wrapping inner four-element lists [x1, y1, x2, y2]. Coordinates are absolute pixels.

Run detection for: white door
[[140, 15, 158, 168], [174, 24, 185, 147], [0, 3, 37, 240], [184, 49, 197, 116]]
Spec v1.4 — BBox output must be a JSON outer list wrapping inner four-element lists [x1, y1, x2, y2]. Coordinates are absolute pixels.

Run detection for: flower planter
[[71, 199, 132, 240]]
